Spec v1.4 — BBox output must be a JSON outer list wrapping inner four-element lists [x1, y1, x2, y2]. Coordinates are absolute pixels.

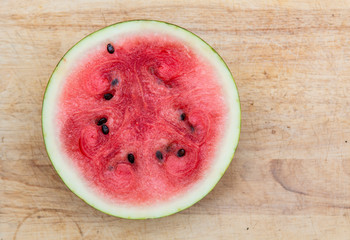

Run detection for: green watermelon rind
[[42, 20, 241, 219]]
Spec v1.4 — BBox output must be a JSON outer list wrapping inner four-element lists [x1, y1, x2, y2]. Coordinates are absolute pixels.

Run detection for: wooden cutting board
[[1, 0, 350, 239]]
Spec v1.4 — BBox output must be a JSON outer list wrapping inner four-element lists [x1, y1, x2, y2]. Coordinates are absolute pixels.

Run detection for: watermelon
[[42, 20, 241, 219]]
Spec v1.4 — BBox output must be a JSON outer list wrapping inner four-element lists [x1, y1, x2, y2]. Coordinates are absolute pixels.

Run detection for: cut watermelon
[[42, 20, 241, 219]]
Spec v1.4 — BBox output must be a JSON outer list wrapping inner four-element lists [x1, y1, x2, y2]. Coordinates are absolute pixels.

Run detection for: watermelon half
[[42, 20, 240, 219]]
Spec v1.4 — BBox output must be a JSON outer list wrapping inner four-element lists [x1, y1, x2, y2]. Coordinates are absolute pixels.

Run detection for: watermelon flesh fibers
[[57, 35, 227, 204]]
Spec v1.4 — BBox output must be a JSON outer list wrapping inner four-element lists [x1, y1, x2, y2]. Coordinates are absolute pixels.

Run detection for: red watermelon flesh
[[57, 35, 227, 204]]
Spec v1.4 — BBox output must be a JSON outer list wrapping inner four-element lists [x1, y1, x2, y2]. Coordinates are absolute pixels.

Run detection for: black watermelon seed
[[97, 117, 107, 126], [101, 124, 109, 135], [127, 153, 135, 163], [177, 149, 186, 157], [156, 151, 163, 160], [111, 78, 119, 86], [190, 124, 195, 132], [107, 43, 115, 54], [180, 113, 186, 121], [104, 93, 113, 100]]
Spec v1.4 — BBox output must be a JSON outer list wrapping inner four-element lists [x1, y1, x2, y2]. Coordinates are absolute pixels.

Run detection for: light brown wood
[[1, 0, 350, 239]]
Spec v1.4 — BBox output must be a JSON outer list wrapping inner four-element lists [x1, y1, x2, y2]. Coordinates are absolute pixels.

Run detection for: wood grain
[[1, 0, 350, 239]]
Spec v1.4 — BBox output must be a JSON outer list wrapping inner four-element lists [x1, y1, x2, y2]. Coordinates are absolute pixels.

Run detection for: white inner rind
[[42, 20, 241, 219]]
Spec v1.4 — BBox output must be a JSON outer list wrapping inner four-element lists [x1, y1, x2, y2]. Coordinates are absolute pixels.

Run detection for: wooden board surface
[[1, 0, 350, 239]]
